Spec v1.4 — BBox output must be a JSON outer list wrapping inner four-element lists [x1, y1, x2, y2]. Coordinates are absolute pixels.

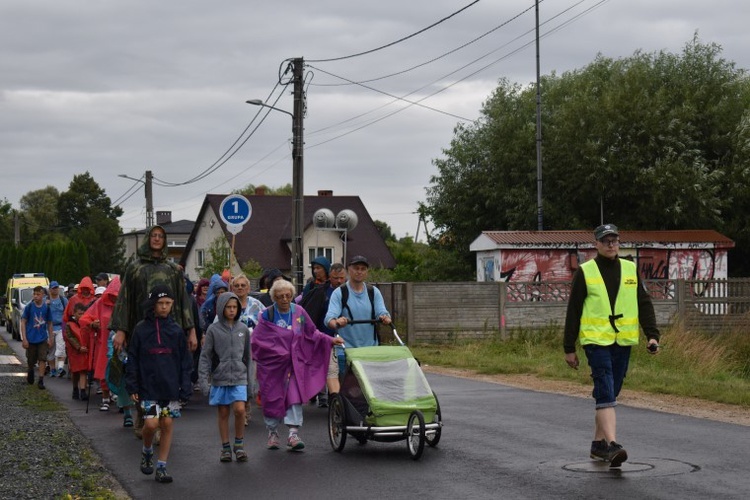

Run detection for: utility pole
[[291, 57, 305, 292], [145, 170, 154, 228], [13, 210, 20, 246], [535, 0, 544, 231]]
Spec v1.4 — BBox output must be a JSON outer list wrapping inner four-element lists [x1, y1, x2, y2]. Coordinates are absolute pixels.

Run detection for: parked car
[[2, 273, 49, 340]]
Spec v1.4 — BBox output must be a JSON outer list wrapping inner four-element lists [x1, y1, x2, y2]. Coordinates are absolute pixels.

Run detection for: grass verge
[[410, 322, 750, 408]]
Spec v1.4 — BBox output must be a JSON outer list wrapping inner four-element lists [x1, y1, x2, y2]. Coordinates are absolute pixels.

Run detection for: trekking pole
[[85, 330, 97, 414]]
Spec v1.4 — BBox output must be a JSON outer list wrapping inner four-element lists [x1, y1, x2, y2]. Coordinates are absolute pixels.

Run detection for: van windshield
[[19, 288, 35, 306]]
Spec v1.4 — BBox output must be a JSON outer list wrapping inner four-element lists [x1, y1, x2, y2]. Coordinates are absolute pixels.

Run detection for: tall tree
[[0, 199, 14, 244], [19, 186, 60, 241], [425, 37, 750, 276], [58, 172, 125, 274]]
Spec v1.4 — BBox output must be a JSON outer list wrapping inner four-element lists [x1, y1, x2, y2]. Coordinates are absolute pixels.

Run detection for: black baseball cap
[[348, 255, 369, 267], [594, 224, 619, 241]]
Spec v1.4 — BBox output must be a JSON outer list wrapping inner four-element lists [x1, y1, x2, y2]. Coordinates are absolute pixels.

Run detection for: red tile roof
[[479, 230, 734, 247]]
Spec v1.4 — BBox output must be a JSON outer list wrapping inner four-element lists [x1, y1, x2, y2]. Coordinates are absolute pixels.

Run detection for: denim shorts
[[583, 344, 632, 409]]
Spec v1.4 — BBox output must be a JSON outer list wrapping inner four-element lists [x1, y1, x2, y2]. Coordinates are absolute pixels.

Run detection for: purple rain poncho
[[251, 305, 332, 419]]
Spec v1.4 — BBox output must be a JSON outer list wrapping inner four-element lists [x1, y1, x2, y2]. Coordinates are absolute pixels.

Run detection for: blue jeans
[[583, 344, 632, 409]]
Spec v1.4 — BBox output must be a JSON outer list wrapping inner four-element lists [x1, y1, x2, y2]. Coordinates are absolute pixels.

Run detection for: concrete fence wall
[[374, 279, 750, 344]]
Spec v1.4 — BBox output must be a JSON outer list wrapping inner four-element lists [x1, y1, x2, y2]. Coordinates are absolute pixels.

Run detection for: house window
[[309, 247, 334, 264], [196, 249, 205, 268]]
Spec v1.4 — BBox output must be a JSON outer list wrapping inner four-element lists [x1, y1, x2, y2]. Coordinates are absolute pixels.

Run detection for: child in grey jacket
[[198, 292, 253, 462]]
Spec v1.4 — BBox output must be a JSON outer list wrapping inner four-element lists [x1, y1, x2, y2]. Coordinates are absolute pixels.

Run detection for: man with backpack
[[325, 255, 391, 376]]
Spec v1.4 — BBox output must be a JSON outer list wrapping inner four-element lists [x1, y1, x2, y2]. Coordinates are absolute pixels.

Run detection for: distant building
[[181, 190, 395, 280], [121, 211, 194, 265], [470, 229, 735, 283]]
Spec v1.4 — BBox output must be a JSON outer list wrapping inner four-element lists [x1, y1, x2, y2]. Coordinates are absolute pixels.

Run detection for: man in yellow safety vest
[[564, 223, 661, 468]]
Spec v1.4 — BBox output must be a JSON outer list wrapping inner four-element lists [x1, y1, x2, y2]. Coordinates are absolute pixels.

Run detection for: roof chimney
[[156, 211, 172, 225], [255, 186, 266, 196], [317, 190, 333, 197]]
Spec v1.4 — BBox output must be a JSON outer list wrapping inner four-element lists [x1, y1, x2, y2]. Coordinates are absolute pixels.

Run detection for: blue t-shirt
[[22, 301, 52, 343], [324, 282, 389, 348], [48, 296, 67, 329]]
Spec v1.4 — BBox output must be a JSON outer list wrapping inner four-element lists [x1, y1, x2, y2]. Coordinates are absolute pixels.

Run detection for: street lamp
[[247, 84, 305, 292], [118, 170, 154, 227]]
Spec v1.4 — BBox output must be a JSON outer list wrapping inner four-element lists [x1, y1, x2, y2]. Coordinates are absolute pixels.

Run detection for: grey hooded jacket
[[198, 292, 253, 393]]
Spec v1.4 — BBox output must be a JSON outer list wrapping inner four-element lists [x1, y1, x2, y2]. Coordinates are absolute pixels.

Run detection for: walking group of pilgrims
[[20, 224, 390, 484]]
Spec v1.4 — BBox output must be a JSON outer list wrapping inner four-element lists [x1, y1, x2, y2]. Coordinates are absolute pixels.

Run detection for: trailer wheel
[[406, 410, 425, 460], [328, 393, 347, 452], [426, 392, 442, 447]]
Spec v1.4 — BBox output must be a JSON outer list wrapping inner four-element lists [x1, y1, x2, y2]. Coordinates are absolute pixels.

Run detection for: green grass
[[411, 322, 750, 408]]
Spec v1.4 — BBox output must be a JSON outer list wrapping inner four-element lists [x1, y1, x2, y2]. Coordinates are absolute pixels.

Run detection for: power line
[[310, 2, 539, 87], [111, 176, 144, 206], [307, 64, 471, 121], [305, 0, 602, 148], [307, 0, 482, 63], [151, 81, 288, 187]]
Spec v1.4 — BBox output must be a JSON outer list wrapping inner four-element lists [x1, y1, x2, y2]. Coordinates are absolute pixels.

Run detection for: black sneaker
[[72, 387, 80, 400], [607, 441, 628, 468], [155, 467, 173, 483], [80, 390, 88, 401], [590, 439, 608, 461], [27, 370, 34, 385], [37, 378, 45, 390], [140, 450, 154, 475]]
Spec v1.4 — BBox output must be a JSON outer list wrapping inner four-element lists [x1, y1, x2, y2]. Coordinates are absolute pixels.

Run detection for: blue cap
[[49, 281, 60, 288]]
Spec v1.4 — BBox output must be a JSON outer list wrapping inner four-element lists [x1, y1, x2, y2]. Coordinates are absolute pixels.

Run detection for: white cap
[[95, 286, 106, 296]]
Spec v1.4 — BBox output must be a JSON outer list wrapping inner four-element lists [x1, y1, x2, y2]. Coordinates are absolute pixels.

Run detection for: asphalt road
[[4, 330, 749, 500]]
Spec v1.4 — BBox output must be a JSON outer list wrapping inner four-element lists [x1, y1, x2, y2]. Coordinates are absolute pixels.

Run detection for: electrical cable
[[306, 0, 603, 147], [111, 177, 144, 206], [307, 0, 482, 63], [150, 81, 288, 187], [307, 64, 471, 121], [310, 1, 539, 87]]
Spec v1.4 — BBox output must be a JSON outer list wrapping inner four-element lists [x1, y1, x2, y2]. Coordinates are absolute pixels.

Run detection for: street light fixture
[[118, 170, 154, 227], [246, 67, 305, 292]]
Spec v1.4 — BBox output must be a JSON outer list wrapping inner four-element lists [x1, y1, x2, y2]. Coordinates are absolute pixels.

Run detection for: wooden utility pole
[[145, 170, 154, 228], [291, 58, 305, 292]]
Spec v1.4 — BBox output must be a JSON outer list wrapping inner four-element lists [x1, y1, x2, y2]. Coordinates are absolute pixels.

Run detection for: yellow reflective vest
[[579, 258, 640, 346]]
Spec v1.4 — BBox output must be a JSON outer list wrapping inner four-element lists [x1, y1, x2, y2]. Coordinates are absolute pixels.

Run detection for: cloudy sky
[[2, 0, 749, 238]]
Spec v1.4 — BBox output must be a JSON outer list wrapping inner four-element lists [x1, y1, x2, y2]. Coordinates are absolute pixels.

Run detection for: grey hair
[[270, 279, 295, 300]]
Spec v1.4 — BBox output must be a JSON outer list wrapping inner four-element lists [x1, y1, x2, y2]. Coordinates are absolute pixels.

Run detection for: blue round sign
[[219, 195, 252, 229]]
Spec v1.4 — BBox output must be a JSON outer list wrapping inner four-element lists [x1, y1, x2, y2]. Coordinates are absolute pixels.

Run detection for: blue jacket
[[125, 309, 193, 401]]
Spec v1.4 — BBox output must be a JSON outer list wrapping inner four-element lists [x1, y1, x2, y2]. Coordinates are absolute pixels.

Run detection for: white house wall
[[184, 206, 227, 279]]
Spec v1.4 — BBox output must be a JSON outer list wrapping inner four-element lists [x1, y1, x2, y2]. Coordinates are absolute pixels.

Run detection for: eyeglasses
[[275, 293, 293, 300], [599, 238, 620, 246], [150, 234, 166, 240], [233, 283, 248, 288]]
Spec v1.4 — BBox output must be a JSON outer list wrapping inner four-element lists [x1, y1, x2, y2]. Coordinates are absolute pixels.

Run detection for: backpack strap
[[340, 283, 375, 321]]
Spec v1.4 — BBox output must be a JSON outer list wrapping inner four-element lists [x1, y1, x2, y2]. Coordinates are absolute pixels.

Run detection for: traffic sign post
[[219, 195, 252, 273]]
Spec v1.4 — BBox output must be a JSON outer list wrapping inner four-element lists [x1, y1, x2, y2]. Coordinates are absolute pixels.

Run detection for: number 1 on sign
[[232, 201, 239, 213]]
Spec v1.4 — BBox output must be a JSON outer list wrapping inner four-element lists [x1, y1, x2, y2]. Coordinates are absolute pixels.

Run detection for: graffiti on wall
[[483, 248, 728, 283], [638, 249, 724, 281]]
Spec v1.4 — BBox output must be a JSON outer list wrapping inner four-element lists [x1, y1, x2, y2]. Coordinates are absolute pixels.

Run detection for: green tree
[[0, 199, 14, 244], [200, 236, 231, 279], [58, 172, 125, 274], [19, 186, 60, 241], [234, 183, 293, 197], [425, 36, 750, 276], [373, 220, 396, 242]]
